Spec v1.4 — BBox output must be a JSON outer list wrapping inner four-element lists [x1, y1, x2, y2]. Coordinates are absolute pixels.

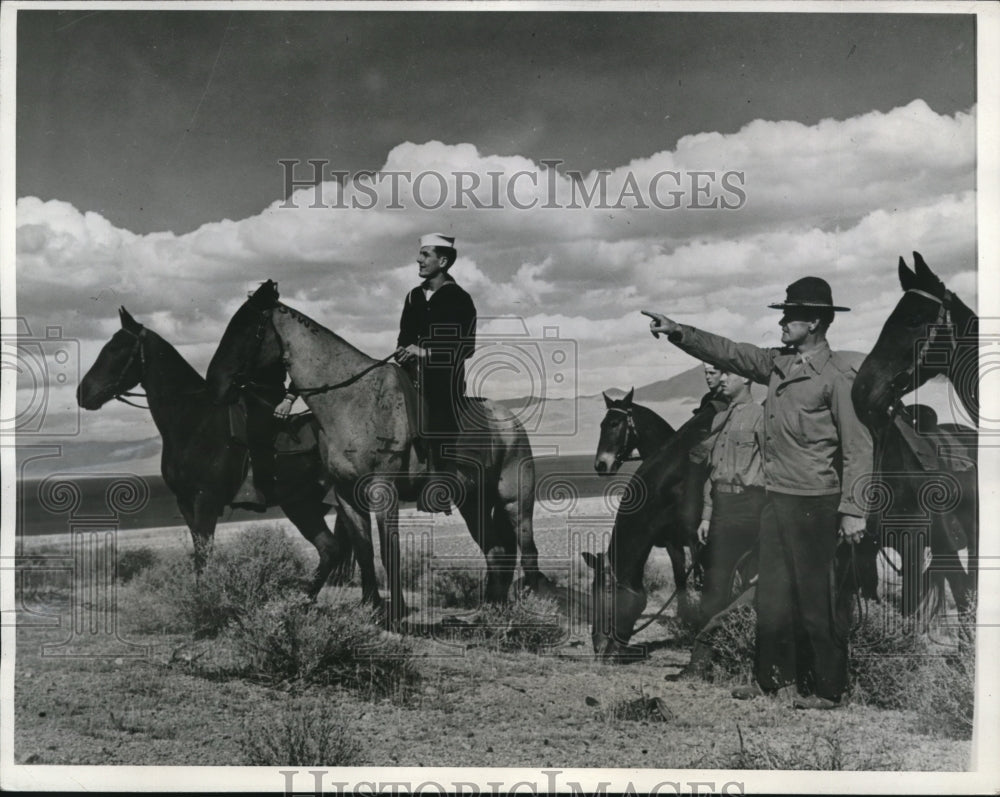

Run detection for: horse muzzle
[[594, 454, 620, 476], [76, 383, 108, 411], [591, 584, 647, 658]]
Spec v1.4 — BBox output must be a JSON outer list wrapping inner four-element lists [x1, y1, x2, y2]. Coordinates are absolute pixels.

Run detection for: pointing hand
[[641, 310, 678, 339]]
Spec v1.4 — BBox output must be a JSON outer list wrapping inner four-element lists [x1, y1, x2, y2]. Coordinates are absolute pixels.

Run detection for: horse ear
[[603, 392, 614, 409], [912, 251, 938, 285], [624, 387, 635, 405], [581, 551, 598, 570], [898, 256, 917, 291], [119, 307, 139, 332], [249, 280, 280, 306]]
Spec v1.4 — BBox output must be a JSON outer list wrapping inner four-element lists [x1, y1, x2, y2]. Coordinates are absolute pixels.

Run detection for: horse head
[[581, 549, 647, 661], [853, 252, 963, 430], [594, 387, 636, 475], [77, 307, 147, 410], [206, 280, 286, 404]]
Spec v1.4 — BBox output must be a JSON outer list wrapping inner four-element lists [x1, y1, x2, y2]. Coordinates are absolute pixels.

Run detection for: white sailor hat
[[419, 233, 456, 249]]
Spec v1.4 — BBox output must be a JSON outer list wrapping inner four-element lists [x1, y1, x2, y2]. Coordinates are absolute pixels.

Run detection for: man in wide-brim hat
[[643, 276, 872, 710]]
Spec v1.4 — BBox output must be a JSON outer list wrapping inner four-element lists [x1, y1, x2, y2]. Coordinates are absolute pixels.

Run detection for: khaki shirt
[[670, 326, 872, 517], [701, 398, 764, 522]]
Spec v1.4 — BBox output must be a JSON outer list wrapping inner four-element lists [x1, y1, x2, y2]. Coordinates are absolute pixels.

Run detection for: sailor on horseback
[[395, 233, 477, 513]]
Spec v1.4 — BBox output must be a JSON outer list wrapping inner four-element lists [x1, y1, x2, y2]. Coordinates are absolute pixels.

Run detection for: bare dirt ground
[[14, 497, 972, 770]]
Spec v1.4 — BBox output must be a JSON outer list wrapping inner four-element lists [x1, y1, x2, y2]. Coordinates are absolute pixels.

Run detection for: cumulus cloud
[[14, 100, 978, 421]]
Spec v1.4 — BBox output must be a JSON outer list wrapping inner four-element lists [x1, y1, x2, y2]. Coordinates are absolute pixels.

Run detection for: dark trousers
[[755, 492, 849, 701], [419, 368, 465, 470], [701, 487, 764, 622]]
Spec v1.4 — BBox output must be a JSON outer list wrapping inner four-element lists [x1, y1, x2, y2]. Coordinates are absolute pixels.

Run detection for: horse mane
[[630, 402, 675, 436], [277, 301, 376, 362], [143, 328, 206, 388]]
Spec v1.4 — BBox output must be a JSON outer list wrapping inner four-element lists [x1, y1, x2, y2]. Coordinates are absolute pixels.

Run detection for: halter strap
[[887, 288, 954, 417], [605, 406, 641, 464], [112, 327, 150, 409], [904, 287, 945, 305]]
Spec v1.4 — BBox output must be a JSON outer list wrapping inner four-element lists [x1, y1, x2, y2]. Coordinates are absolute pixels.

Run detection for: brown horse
[[584, 398, 724, 660], [77, 308, 353, 594], [852, 252, 978, 617], [853, 252, 978, 427], [204, 281, 546, 625]]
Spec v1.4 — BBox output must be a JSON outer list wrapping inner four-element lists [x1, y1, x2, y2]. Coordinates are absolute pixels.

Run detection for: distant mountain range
[[21, 350, 971, 478]]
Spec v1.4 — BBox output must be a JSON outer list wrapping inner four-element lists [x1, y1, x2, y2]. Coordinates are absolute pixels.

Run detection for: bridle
[[603, 406, 642, 467], [886, 287, 955, 419], [112, 327, 150, 409]]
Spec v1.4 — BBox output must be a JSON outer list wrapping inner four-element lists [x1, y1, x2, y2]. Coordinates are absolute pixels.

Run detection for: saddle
[[892, 410, 974, 474], [274, 413, 320, 456]]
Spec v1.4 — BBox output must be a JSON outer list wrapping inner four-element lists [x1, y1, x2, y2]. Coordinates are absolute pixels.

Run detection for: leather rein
[[239, 306, 394, 401]]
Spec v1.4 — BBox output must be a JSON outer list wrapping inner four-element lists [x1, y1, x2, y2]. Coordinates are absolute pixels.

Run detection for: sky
[[8, 7, 983, 457]]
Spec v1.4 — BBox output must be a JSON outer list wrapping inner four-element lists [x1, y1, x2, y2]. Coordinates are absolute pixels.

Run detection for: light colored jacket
[[669, 326, 872, 517]]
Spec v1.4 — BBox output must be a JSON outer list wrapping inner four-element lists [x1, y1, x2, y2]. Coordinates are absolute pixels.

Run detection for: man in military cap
[[396, 233, 477, 513], [643, 276, 872, 710]]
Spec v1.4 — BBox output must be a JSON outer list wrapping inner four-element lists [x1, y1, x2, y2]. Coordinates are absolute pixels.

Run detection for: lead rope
[[630, 553, 701, 635]]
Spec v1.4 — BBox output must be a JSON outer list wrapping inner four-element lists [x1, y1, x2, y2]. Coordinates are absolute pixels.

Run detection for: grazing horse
[[77, 308, 353, 595], [583, 399, 725, 660], [852, 252, 978, 616], [204, 281, 545, 625]]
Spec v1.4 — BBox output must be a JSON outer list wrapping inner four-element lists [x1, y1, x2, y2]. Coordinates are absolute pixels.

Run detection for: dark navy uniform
[[397, 276, 477, 443]]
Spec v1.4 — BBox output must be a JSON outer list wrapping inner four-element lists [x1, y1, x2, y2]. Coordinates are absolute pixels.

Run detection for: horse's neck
[[632, 404, 673, 457], [140, 333, 207, 440], [948, 296, 979, 424], [272, 306, 374, 388], [608, 532, 652, 592]]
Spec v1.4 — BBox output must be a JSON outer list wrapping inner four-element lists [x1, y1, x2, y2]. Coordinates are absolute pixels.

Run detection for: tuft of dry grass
[[240, 699, 363, 766], [702, 725, 907, 770]]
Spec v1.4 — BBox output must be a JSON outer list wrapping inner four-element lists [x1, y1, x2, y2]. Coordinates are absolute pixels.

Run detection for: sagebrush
[[118, 526, 308, 636], [228, 594, 420, 699]]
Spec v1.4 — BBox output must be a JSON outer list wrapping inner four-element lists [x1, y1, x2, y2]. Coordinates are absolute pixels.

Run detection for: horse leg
[[665, 538, 697, 625], [179, 493, 218, 574], [280, 499, 354, 599], [496, 457, 543, 590], [374, 499, 406, 629], [336, 495, 382, 610], [457, 487, 513, 605]]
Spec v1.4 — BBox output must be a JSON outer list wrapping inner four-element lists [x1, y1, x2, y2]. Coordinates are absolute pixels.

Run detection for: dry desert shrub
[[848, 602, 933, 709], [693, 604, 757, 685], [430, 564, 484, 609], [116, 546, 158, 583], [475, 591, 566, 652], [118, 525, 308, 636], [240, 700, 363, 766], [228, 594, 420, 699], [441, 590, 566, 652], [904, 595, 975, 740], [117, 550, 196, 634]]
